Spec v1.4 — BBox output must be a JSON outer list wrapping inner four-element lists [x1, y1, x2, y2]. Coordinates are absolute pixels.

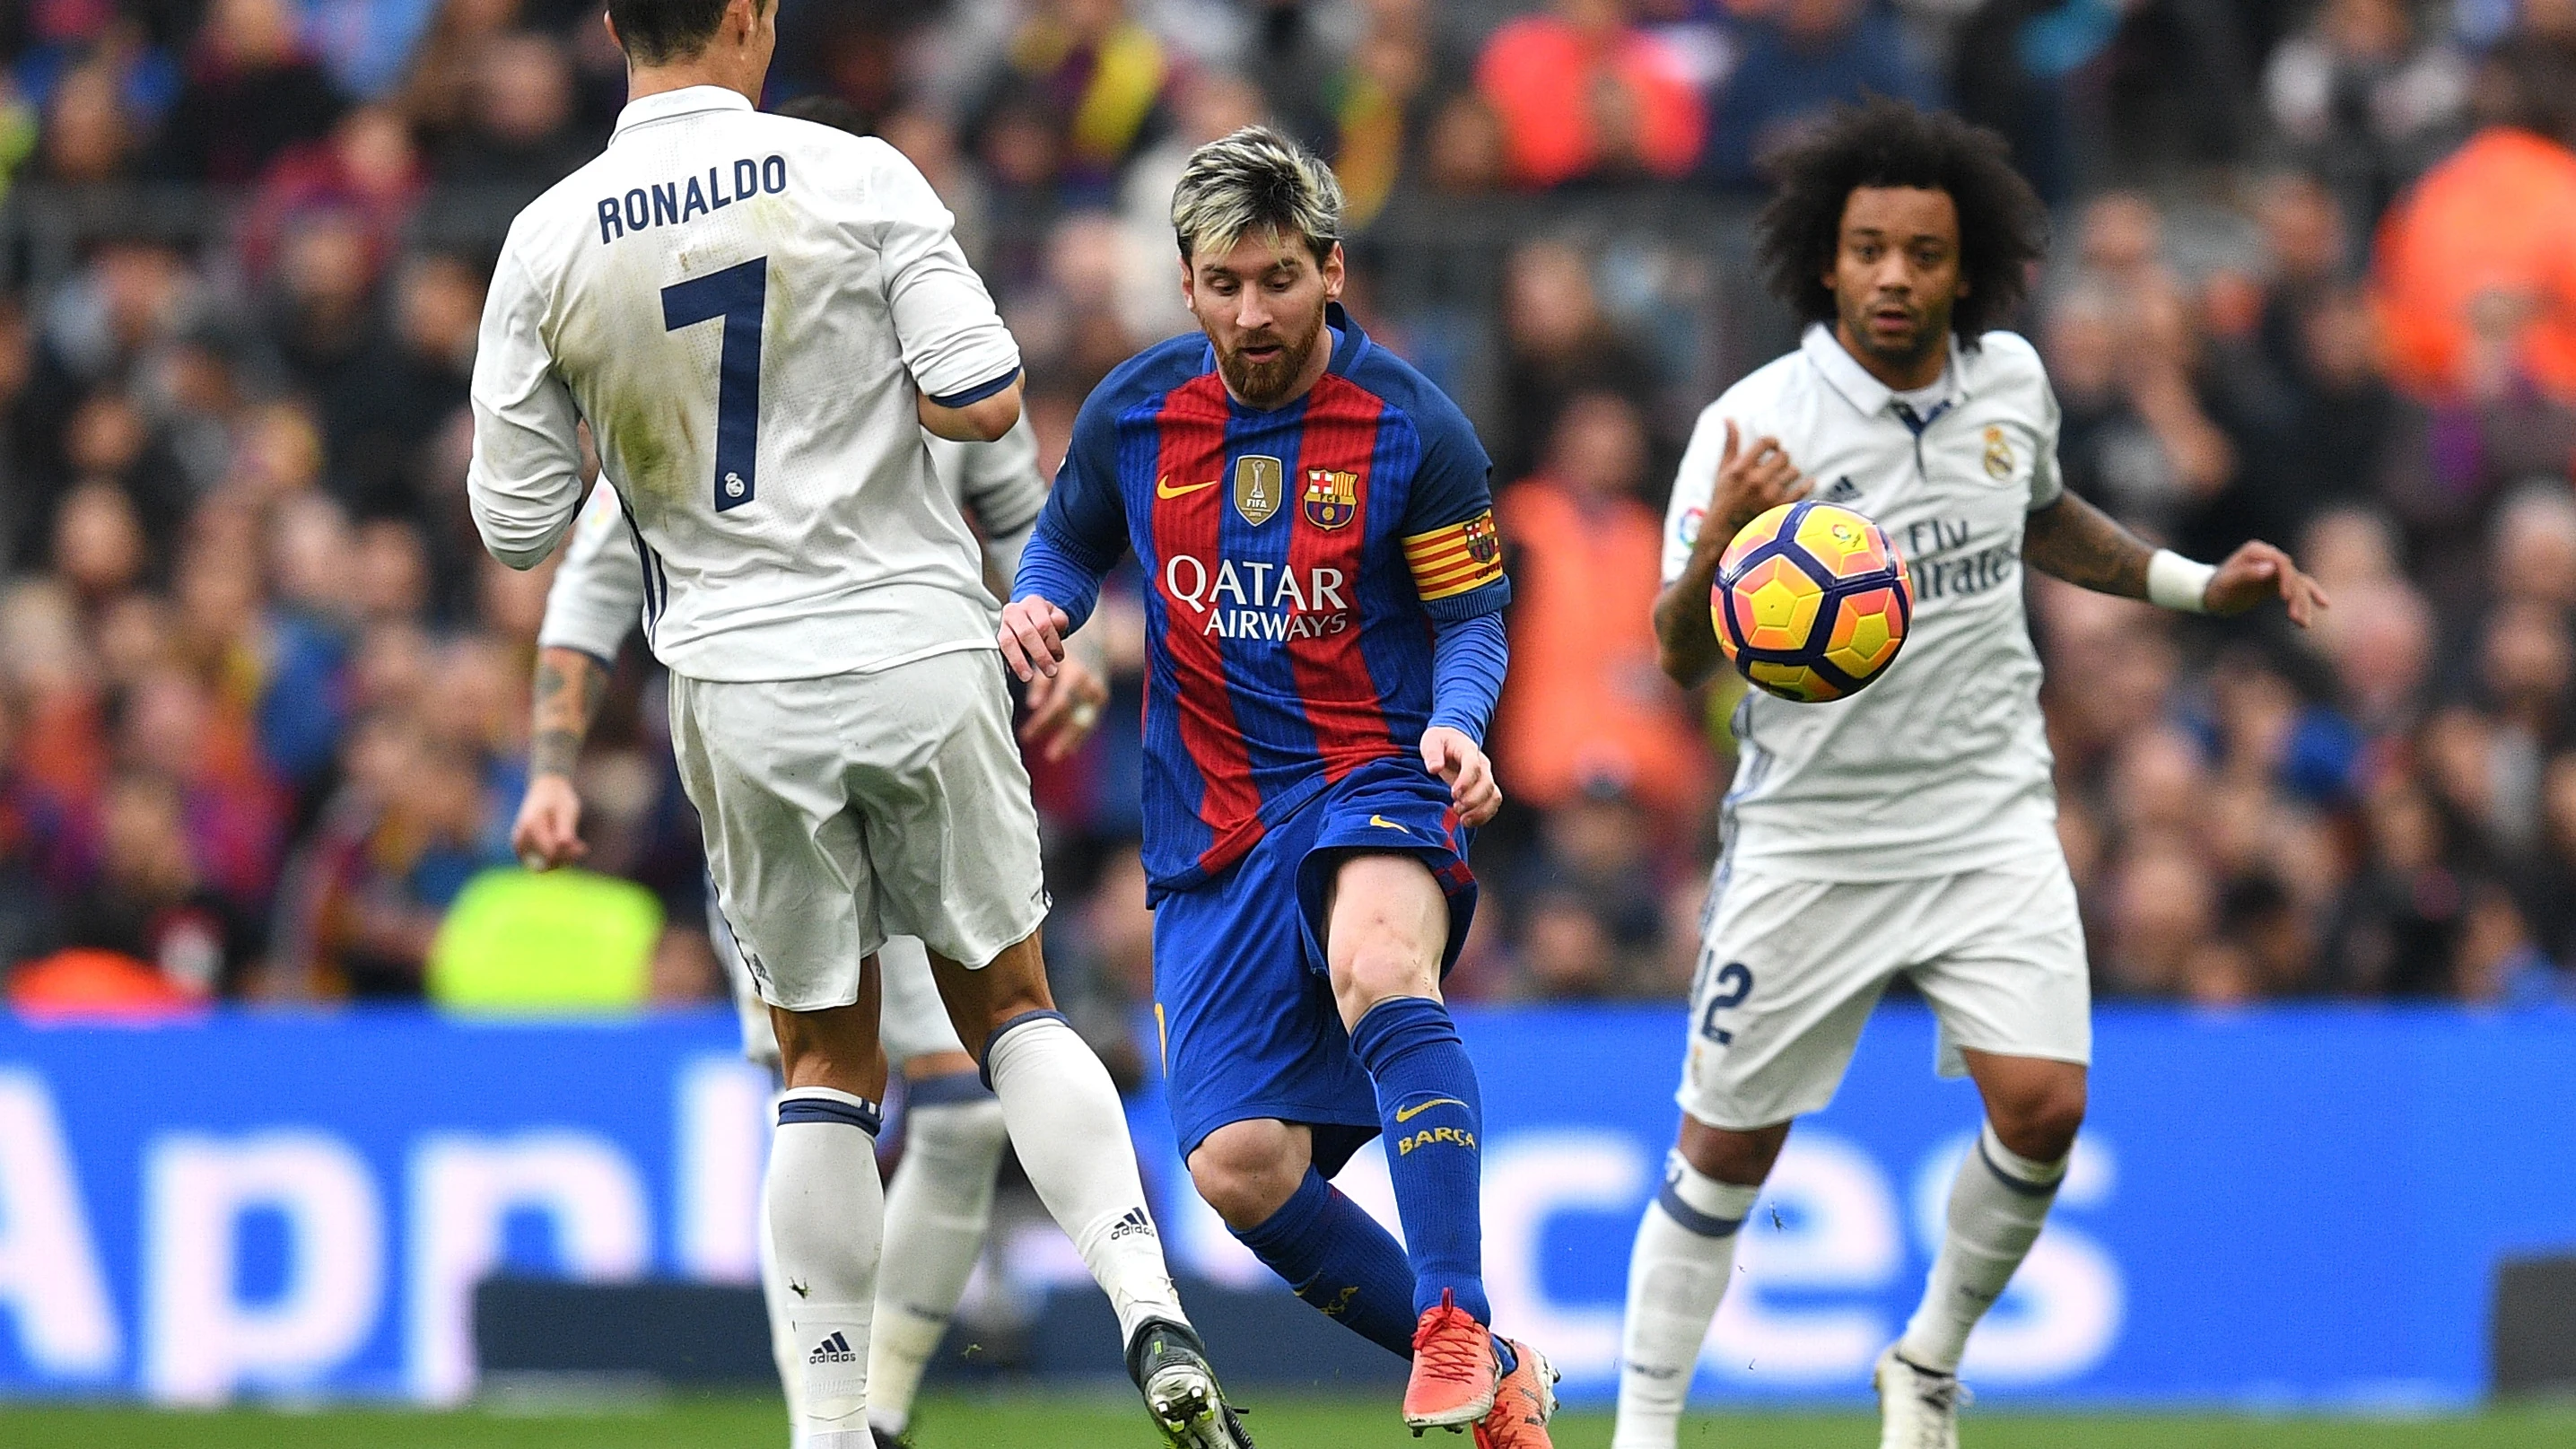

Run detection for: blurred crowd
[[3, 0, 2575, 1022]]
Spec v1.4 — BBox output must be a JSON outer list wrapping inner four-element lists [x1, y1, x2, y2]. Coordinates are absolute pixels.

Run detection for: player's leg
[[671, 674, 893, 1449], [1317, 849, 1516, 1430], [1880, 858, 2091, 1449], [868, 938, 1006, 1445], [864, 652, 1243, 1446], [1189, 1117, 1419, 1359], [1613, 873, 1901, 1449], [708, 895, 806, 1446]]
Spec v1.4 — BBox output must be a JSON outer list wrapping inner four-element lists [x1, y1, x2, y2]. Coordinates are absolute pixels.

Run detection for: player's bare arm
[[2022, 491, 2328, 626], [1653, 420, 1809, 687], [511, 646, 613, 869], [920, 372, 1025, 442]]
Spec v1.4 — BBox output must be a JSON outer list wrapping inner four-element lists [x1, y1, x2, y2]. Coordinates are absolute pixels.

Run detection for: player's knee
[[1992, 1076, 2087, 1163], [1187, 1122, 1304, 1230]]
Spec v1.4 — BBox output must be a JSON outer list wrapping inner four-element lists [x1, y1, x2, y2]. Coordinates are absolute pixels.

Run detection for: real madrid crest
[[1234, 455, 1284, 525], [1982, 425, 2015, 481], [1302, 467, 1360, 530]]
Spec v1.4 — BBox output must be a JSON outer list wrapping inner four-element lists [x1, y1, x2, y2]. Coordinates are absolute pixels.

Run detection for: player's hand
[[511, 773, 588, 871], [998, 596, 1070, 681], [2205, 541, 2328, 627], [1021, 652, 1109, 762], [1705, 419, 1811, 543], [1421, 727, 1501, 828]]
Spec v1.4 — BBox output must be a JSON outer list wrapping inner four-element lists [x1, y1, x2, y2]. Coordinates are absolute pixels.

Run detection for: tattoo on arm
[[2022, 493, 2154, 598], [529, 650, 611, 779]]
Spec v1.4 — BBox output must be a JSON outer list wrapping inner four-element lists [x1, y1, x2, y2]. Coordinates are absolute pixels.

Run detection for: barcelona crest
[[1302, 467, 1361, 530], [1463, 511, 1501, 564]]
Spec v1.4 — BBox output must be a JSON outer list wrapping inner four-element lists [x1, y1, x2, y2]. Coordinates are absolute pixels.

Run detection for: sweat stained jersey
[[1028, 304, 1508, 897]]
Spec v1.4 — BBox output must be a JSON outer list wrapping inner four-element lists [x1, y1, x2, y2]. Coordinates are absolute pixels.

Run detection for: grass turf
[[3, 1395, 2574, 1448]]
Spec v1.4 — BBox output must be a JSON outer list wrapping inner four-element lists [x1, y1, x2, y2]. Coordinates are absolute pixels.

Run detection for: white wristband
[[2146, 549, 2215, 613]]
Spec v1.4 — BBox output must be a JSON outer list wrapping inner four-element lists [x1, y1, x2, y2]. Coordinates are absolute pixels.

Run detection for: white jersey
[[469, 85, 1022, 683], [1663, 325, 2065, 881], [537, 415, 1049, 660]]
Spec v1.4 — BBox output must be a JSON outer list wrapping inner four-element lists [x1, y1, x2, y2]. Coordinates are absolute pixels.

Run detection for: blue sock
[[1349, 996, 1489, 1324], [1232, 1167, 1419, 1359]]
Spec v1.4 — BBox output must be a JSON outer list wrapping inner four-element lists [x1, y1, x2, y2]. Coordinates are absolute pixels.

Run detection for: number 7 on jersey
[[661, 256, 766, 512]]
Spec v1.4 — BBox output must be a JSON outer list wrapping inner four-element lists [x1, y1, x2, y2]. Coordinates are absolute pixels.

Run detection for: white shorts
[[670, 650, 1050, 1014], [711, 897, 968, 1069], [1677, 852, 2091, 1130]]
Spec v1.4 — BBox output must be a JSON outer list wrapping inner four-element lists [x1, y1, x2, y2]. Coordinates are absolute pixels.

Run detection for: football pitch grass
[[4, 1394, 2576, 1448]]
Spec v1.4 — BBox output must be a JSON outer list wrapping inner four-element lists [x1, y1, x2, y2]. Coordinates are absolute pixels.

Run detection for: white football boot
[[1873, 1344, 1969, 1449]]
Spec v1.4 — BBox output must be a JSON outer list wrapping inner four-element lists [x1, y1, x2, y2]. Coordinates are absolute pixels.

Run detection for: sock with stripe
[[1898, 1120, 2069, 1374], [869, 1077, 1009, 1440], [1612, 1151, 1760, 1449], [1233, 1165, 1420, 1358], [768, 1087, 886, 1449], [984, 1010, 1190, 1345], [1349, 995, 1489, 1323]]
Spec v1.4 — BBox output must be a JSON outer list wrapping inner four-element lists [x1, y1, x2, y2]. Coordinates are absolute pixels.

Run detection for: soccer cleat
[[1403, 1289, 1498, 1434], [1472, 1338, 1559, 1449], [1127, 1317, 1256, 1449], [1873, 1344, 1970, 1449], [869, 1426, 913, 1449]]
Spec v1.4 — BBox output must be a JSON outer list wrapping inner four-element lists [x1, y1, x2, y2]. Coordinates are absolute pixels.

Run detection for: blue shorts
[[1151, 756, 1479, 1177]]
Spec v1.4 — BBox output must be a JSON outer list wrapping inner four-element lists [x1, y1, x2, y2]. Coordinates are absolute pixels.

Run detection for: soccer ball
[[1710, 500, 1913, 703]]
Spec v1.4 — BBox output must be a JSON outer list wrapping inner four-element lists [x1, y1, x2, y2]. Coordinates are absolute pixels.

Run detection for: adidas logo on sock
[[1108, 1207, 1157, 1241], [808, 1331, 858, 1364], [1821, 476, 1862, 504]]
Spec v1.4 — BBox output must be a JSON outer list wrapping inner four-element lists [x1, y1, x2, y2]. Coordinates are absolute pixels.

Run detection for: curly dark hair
[[1753, 97, 2049, 345]]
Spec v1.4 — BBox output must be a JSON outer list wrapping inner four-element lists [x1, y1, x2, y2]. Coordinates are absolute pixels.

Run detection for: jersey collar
[[1323, 301, 1370, 376], [1800, 322, 1972, 421], [613, 85, 755, 139]]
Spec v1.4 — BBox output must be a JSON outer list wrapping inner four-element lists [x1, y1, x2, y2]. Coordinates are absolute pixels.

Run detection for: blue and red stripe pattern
[[1026, 305, 1510, 896]]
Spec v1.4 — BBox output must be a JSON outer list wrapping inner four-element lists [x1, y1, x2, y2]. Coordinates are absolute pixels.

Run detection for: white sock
[[1898, 1121, 2067, 1374], [768, 1087, 886, 1449], [985, 1011, 1188, 1344], [756, 1168, 808, 1449], [1612, 1152, 1760, 1449], [868, 1089, 1008, 1438]]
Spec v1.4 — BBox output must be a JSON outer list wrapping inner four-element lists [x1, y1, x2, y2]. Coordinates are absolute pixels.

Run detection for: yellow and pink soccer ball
[[1709, 501, 1913, 703]]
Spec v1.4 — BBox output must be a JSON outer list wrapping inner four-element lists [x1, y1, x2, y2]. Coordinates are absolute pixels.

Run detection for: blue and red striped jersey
[[1028, 304, 1509, 895]]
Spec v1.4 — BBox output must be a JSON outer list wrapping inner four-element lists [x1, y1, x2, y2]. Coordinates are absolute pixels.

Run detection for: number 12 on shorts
[[1698, 962, 1753, 1044], [661, 256, 766, 513]]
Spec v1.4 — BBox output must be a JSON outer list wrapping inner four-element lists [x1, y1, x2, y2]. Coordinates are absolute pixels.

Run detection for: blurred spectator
[[56, 769, 262, 996], [1494, 392, 1711, 826], [156, 0, 349, 182], [38, 58, 138, 185], [966, 0, 1173, 205], [433, 29, 588, 190], [1703, 0, 1934, 189], [240, 104, 425, 284], [2371, 35, 2576, 406], [2265, 0, 2471, 231], [1490, 240, 1663, 485], [1475, 0, 1704, 188]]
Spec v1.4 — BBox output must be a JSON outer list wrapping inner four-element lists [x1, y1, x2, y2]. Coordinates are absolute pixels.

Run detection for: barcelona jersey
[[1030, 303, 1509, 897]]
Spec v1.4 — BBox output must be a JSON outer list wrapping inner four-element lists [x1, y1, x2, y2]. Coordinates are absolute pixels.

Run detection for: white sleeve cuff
[[2146, 549, 2215, 613]]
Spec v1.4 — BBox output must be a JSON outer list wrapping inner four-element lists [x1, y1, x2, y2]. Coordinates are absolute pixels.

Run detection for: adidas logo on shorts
[[1107, 1207, 1157, 1242], [809, 1331, 858, 1364]]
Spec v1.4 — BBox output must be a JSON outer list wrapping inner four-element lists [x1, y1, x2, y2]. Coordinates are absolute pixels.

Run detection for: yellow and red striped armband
[[1402, 510, 1506, 602]]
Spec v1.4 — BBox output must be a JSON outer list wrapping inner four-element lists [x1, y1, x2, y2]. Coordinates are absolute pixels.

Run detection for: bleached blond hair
[[1170, 126, 1345, 264]]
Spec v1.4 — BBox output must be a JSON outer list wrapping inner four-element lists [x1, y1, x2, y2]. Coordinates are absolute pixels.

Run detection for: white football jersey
[[469, 85, 1022, 683], [537, 415, 1049, 662], [1663, 325, 2065, 882]]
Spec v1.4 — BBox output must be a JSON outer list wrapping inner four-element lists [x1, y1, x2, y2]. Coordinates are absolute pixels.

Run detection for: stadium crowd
[[2, 0, 2575, 1019]]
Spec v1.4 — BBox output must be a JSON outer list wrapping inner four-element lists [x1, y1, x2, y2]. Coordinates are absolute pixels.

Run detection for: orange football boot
[[1403, 1289, 1498, 1434], [1473, 1339, 1559, 1449]]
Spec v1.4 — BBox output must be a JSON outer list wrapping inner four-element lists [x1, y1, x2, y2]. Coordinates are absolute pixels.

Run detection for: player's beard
[[1217, 303, 1326, 407], [1843, 292, 1952, 376]]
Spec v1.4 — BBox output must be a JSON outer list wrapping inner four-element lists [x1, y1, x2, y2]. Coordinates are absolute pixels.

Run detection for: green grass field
[[4, 1394, 2573, 1448]]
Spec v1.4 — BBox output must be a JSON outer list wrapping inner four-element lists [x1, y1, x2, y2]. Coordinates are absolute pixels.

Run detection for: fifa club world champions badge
[[1235, 455, 1284, 525]]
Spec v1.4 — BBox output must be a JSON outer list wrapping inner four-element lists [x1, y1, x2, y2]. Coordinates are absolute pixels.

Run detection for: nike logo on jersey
[[1156, 475, 1222, 499], [1393, 1096, 1468, 1122], [1368, 815, 1410, 834]]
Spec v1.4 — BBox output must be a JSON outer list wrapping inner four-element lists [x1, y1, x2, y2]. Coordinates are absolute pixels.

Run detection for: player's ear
[[1322, 242, 1345, 301], [601, 8, 623, 56], [1177, 251, 1196, 308]]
